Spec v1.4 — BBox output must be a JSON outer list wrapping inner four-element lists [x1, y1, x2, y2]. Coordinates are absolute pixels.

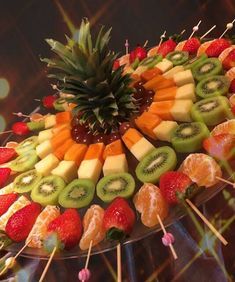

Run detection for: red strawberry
[[182, 37, 201, 54], [232, 105, 235, 115], [206, 38, 231, 57], [48, 209, 82, 250], [222, 49, 235, 70], [130, 46, 147, 63], [159, 171, 192, 204], [103, 197, 135, 240], [113, 59, 120, 70], [229, 79, 235, 93], [0, 193, 17, 216], [12, 122, 30, 136], [157, 39, 177, 57], [0, 168, 12, 187], [0, 147, 17, 165], [5, 202, 41, 242], [42, 95, 57, 109], [203, 133, 235, 160]]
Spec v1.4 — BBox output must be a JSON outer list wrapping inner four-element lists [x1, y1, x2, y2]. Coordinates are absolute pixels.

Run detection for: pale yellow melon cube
[[78, 159, 102, 184], [35, 153, 59, 176], [103, 154, 128, 176], [153, 121, 178, 142], [51, 160, 77, 183], [130, 137, 155, 161]]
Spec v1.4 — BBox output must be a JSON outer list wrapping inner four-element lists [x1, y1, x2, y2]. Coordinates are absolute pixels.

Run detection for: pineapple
[[42, 19, 137, 134]]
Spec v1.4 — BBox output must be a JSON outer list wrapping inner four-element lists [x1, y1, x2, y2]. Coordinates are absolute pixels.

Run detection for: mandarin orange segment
[[153, 86, 177, 102], [79, 205, 105, 250], [122, 128, 143, 149], [64, 143, 88, 166], [141, 68, 162, 81], [50, 129, 72, 150], [148, 101, 174, 120], [103, 140, 123, 160], [84, 143, 105, 162], [180, 153, 222, 188], [133, 183, 169, 227], [53, 138, 75, 160], [211, 120, 235, 136], [55, 111, 72, 124]]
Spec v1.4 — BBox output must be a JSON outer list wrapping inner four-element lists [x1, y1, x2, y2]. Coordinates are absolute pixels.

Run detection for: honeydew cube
[[171, 100, 193, 122], [78, 159, 102, 184], [176, 83, 196, 102], [155, 59, 173, 73], [38, 129, 53, 144], [36, 140, 53, 159], [153, 121, 178, 142], [173, 70, 194, 87], [35, 153, 59, 176], [133, 66, 148, 75], [163, 66, 184, 79], [130, 137, 155, 161], [44, 115, 56, 129], [52, 160, 77, 183], [103, 154, 128, 176]]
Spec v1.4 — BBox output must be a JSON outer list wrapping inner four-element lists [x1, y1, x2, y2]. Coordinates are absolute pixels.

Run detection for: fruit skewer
[[188, 20, 202, 39], [78, 240, 92, 282]]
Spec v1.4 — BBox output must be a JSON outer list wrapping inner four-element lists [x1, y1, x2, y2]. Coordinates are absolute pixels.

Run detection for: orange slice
[[211, 120, 235, 136]]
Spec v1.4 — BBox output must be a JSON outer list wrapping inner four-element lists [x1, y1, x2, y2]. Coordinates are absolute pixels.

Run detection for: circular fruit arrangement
[[0, 19, 235, 262]]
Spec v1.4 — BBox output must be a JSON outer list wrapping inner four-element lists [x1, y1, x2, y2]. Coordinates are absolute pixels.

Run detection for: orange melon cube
[[154, 78, 175, 91], [64, 143, 88, 166], [103, 140, 124, 160], [52, 123, 71, 134], [141, 68, 162, 81], [154, 86, 177, 101], [148, 101, 174, 120], [84, 143, 105, 162], [51, 129, 72, 150], [135, 112, 162, 139], [54, 139, 75, 160], [122, 128, 143, 150], [143, 75, 164, 90], [55, 111, 72, 124]]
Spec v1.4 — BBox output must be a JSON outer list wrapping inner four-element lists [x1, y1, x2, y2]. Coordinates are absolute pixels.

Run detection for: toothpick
[[39, 246, 57, 282], [84, 240, 92, 270], [157, 214, 178, 260], [219, 19, 235, 38], [216, 176, 235, 188], [180, 29, 186, 36], [12, 112, 30, 118], [0, 130, 12, 135], [34, 99, 41, 102], [157, 31, 166, 51], [143, 40, 148, 47], [200, 25, 217, 40], [188, 20, 202, 39], [117, 243, 122, 282], [0, 243, 4, 250], [186, 199, 228, 246], [125, 39, 129, 55]]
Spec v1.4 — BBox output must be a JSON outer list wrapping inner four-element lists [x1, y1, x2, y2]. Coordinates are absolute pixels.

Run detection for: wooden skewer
[[0, 243, 4, 250], [219, 19, 235, 38], [34, 99, 41, 102], [117, 243, 122, 282], [125, 39, 129, 55], [185, 199, 228, 246], [0, 130, 12, 135], [143, 40, 148, 47], [188, 20, 202, 39], [216, 176, 235, 188], [157, 214, 178, 260], [157, 31, 166, 51], [81, 240, 93, 282], [12, 112, 30, 118], [200, 25, 216, 40], [39, 246, 57, 282]]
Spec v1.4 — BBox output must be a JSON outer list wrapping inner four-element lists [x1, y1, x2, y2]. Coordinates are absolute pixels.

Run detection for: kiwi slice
[[130, 58, 140, 70], [166, 51, 189, 66], [192, 58, 222, 81], [140, 55, 162, 68], [31, 175, 66, 206], [10, 150, 38, 172], [196, 75, 229, 99], [184, 54, 208, 69], [136, 146, 177, 184], [15, 136, 38, 155], [59, 179, 95, 208], [191, 96, 230, 126], [13, 169, 42, 193], [96, 173, 135, 202], [27, 121, 45, 131], [171, 122, 210, 153], [53, 98, 66, 111]]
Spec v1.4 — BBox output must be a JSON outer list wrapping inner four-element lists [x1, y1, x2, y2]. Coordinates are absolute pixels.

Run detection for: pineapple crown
[[41, 19, 137, 134]]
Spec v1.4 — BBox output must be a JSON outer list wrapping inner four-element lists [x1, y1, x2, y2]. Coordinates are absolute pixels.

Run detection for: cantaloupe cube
[[149, 101, 174, 120], [122, 128, 143, 150], [84, 143, 105, 162], [50, 129, 71, 150], [103, 140, 123, 160], [55, 111, 72, 124], [64, 144, 88, 166], [53, 139, 75, 160]]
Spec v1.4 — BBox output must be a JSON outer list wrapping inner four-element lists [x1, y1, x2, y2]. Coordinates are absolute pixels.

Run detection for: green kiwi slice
[[184, 54, 208, 69], [192, 58, 222, 81], [31, 175, 66, 206], [53, 98, 66, 111], [96, 173, 135, 202], [171, 122, 210, 153], [130, 58, 140, 70], [140, 55, 162, 68], [15, 136, 38, 155], [191, 96, 230, 126], [196, 75, 229, 99], [10, 150, 38, 172], [136, 146, 177, 184], [13, 169, 42, 193], [166, 51, 189, 66], [27, 121, 45, 131], [58, 179, 95, 208]]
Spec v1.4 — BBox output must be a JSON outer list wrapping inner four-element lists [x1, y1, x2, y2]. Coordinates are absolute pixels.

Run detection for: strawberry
[[222, 49, 235, 70], [157, 39, 177, 57], [203, 133, 235, 160], [5, 202, 41, 242], [113, 59, 120, 70], [229, 79, 235, 93], [12, 122, 30, 136], [0, 147, 17, 165], [206, 38, 231, 57], [0, 193, 17, 216], [130, 46, 147, 63], [42, 95, 57, 109], [182, 37, 201, 54], [103, 197, 135, 240], [0, 168, 12, 187], [48, 209, 82, 250], [159, 171, 192, 204], [232, 105, 235, 115]]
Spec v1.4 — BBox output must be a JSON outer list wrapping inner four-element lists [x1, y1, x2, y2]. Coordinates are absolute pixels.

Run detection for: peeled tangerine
[[79, 205, 105, 250], [180, 153, 222, 188], [133, 183, 168, 227]]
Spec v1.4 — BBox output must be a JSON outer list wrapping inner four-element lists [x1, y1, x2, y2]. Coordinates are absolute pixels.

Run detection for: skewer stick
[[216, 176, 235, 188], [125, 39, 129, 55], [219, 19, 235, 38], [157, 31, 166, 51], [14, 241, 30, 260], [143, 40, 148, 47], [12, 112, 30, 118], [185, 199, 228, 245], [0, 130, 12, 135], [34, 99, 41, 102], [84, 240, 92, 269], [39, 246, 57, 282], [157, 214, 178, 260], [188, 20, 202, 39], [79, 240, 93, 282], [117, 243, 122, 282], [200, 25, 216, 40], [0, 243, 4, 250]]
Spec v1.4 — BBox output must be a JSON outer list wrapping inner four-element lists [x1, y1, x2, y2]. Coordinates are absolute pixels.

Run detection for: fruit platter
[[0, 18, 235, 274]]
